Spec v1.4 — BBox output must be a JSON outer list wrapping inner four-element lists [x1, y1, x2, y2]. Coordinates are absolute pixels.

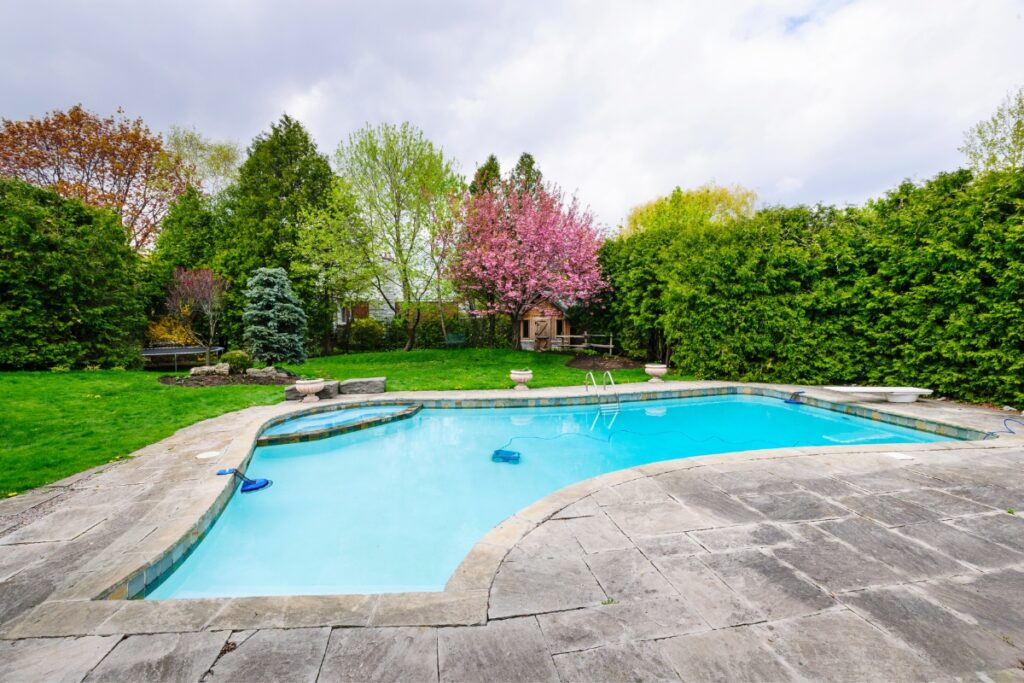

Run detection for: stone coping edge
[[7, 382, 1001, 640], [255, 403, 423, 446]]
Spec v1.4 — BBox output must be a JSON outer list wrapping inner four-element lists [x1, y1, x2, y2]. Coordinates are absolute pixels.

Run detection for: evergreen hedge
[[0, 177, 143, 368], [603, 169, 1024, 406]]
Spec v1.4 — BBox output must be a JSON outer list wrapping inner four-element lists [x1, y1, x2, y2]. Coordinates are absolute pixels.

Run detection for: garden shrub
[[220, 350, 251, 374], [0, 177, 144, 369], [349, 318, 386, 352]]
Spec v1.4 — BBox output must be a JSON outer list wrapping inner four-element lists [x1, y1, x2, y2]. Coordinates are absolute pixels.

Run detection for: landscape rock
[[189, 363, 229, 376], [246, 366, 278, 377], [338, 377, 386, 394]]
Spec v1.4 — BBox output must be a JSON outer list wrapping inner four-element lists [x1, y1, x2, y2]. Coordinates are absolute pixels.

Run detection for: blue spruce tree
[[243, 267, 307, 365]]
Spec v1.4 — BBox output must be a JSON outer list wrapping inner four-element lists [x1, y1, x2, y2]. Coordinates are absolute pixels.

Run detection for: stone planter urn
[[510, 369, 533, 391], [295, 378, 326, 402], [644, 363, 668, 383]]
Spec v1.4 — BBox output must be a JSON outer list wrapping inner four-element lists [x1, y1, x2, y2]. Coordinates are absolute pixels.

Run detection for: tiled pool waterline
[[147, 393, 953, 599]]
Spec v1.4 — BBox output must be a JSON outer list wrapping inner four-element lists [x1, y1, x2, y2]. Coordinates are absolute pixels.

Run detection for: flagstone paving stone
[[0, 383, 1022, 681]]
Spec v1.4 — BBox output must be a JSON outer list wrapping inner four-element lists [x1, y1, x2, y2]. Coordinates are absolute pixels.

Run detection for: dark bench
[[444, 333, 466, 347], [141, 345, 224, 371]]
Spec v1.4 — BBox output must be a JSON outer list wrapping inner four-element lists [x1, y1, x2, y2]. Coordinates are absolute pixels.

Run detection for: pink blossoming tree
[[452, 182, 606, 348]]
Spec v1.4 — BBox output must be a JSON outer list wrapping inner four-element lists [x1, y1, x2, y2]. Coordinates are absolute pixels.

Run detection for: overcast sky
[[2, 0, 1023, 228]]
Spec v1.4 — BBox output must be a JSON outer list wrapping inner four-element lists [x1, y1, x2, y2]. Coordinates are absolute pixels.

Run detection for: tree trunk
[[511, 313, 522, 350], [403, 308, 422, 352], [487, 314, 496, 347]]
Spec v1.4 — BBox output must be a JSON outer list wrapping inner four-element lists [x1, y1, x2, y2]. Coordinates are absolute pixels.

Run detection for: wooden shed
[[519, 298, 571, 351]]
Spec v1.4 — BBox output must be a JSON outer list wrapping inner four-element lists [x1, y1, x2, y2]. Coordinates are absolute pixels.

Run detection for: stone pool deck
[[0, 381, 1022, 681]]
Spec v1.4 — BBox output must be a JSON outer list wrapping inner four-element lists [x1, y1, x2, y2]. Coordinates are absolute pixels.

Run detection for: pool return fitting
[[217, 468, 273, 493]]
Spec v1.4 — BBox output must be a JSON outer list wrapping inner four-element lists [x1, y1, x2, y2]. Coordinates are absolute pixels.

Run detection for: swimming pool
[[147, 394, 951, 599]]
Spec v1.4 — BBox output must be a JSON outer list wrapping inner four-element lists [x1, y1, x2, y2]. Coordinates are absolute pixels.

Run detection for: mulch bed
[[565, 353, 644, 371], [158, 374, 294, 388]]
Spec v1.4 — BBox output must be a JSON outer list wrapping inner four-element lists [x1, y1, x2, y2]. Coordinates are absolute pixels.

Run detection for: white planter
[[295, 378, 326, 402], [510, 369, 533, 391], [644, 363, 668, 383]]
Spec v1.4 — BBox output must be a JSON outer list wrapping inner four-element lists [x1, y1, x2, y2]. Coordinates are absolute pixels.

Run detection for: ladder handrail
[[601, 371, 621, 406], [583, 371, 598, 391]]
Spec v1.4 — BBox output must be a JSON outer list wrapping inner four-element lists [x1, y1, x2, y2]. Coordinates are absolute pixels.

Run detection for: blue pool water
[[148, 395, 950, 599], [260, 404, 412, 437]]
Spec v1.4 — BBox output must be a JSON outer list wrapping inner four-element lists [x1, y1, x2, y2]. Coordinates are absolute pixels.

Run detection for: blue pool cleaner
[[785, 391, 805, 405], [217, 468, 273, 493], [491, 449, 521, 464]]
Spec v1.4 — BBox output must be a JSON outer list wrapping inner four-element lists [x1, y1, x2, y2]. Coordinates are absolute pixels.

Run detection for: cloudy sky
[[2, 0, 1023, 228]]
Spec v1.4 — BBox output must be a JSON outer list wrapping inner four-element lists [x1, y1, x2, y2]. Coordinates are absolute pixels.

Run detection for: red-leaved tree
[[0, 105, 193, 251], [452, 182, 606, 348], [167, 267, 228, 365]]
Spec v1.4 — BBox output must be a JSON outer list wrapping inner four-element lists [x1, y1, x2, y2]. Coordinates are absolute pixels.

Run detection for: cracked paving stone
[[951, 513, 1024, 553], [653, 555, 765, 628], [842, 585, 1023, 673], [734, 490, 845, 522], [319, 626, 438, 683], [204, 627, 330, 683], [698, 549, 835, 620], [895, 521, 1024, 570], [537, 596, 707, 654], [689, 523, 791, 552], [773, 532, 903, 593], [438, 616, 558, 682], [84, 631, 228, 682], [892, 488, 992, 516], [564, 513, 633, 554], [488, 555, 605, 619], [920, 569, 1024, 644], [0, 635, 121, 683], [659, 624, 797, 682], [766, 610, 942, 681], [818, 517, 969, 580], [837, 493, 941, 526], [552, 640, 681, 682], [584, 547, 678, 601]]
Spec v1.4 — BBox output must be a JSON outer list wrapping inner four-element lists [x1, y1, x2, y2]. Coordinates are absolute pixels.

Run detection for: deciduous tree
[[335, 122, 462, 351], [0, 105, 192, 251], [166, 267, 228, 365], [165, 125, 241, 195], [453, 182, 606, 348], [294, 177, 372, 353], [960, 86, 1024, 173]]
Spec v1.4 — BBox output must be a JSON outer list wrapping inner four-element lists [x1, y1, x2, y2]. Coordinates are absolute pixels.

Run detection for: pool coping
[[255, 403, 423, 446], [3, 380, 1020, 639]]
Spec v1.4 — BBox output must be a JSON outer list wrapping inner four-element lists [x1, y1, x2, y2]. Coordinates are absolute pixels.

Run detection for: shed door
[[534, 318, 550, 339]]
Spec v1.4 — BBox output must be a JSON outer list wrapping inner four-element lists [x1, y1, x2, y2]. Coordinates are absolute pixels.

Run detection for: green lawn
[[287, 348, 681, 390], [0, 372, 282, 495], [2, 349, 686, 496]]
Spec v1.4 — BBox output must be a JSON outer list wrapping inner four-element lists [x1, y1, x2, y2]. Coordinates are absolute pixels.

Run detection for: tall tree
[[217, 115, 332, 343], [335, 122, 462, 351], [0, 105, 192, 251], [469, 154, 501, 195], [510, 153, 543, 194], [166, 267, 228, 366], [165, 125, 241, 195], [453, 182, 606, 348], [294, 177, 372, 353], [623, 183, 757, 235], [0, 177, 144, 369], [960, 86, 1024, 173]]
